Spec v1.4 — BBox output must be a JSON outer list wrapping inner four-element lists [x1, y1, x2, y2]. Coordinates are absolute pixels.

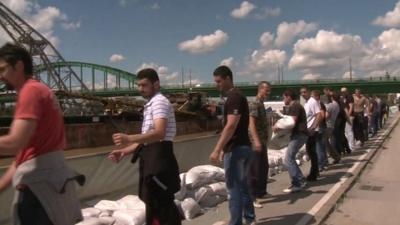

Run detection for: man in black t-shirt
[[210, 65, 255, 225], [273, 89, 308, 193]]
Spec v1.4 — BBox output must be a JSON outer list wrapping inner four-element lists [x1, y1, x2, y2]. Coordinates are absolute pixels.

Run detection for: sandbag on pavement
[[180, 198, 203, 220], [75, 217, 116, 225], [185, 165, 224, 189], [113, 209, 145, 225], [81, 208, 102, 218], [174, 173, 187, 201]]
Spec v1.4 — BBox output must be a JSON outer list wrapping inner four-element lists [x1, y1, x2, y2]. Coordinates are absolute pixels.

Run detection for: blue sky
[[1, 0, 400, 86]]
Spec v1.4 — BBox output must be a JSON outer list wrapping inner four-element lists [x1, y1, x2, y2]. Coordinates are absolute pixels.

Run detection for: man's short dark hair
[[311, 90, 320, 97], [0, 43, 33, 76], [258, 81, 271, 88], [213, 65, 233, 81], [283, 88, 297, 100], [300, 85, 309, 91], [137, 68, 159, 83]]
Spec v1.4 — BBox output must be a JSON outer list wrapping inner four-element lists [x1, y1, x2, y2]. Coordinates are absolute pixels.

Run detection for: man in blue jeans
[[274, 89, 308, 193], [209, 65, 255, 225]]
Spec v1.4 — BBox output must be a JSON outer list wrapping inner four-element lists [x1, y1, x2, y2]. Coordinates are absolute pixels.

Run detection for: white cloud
[[289, 30, 366, 78], [275, 20, 318, 47], [360, 28, 400, 75], [242, 49, 287, 79], [109, 54, 126, 63], [136, 63, 179, 83], [259, 32, 274, 49], [231, 1, 256, 19], [255, 7, 281, 19], [342, 71, 357, 79], [302, 73, 321, 80], [372, 1, 400, 28], [1, 0, 80, 48], [62, 21, 81, 30], [220, 57, 235, 67], [150, 3, 160, 10], [178, 30, 229, 54]]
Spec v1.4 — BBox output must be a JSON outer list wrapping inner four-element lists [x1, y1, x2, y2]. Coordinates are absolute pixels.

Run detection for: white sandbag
[[81, 208, 102, 218], [76, 217, 116, 225], [274, 115, 295, 129], [113, 209, 146, 225], [269, 131, 291, 149], [175, 173, 187, 201], [198, 195, 227, 208], [94, 200, 121, 211], [99, 210, 113, 217], [116, 195, 145, 210], [180, 198, 202, 220], [194, 186, 213, 203], [207, 182, 227, 196], [185, 165, 225, 189]]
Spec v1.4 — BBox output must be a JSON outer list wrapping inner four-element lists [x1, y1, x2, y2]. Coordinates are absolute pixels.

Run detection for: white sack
[[180, 198, 202, 220], [185, 165, 225, 189], [113, 209, 146, 225], [76, 217, 116, 225], [174, 173, 187, 201], [94, 200, 121, 211], [116, 195, 145, 210], [207, 182, 227, 196], [81, 208, 102, 218]]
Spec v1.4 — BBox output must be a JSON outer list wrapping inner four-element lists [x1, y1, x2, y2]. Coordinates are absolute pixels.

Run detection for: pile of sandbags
[[77, 195, 146, 225], [268, 145, 307, 176], [174, 165, 227, 220]]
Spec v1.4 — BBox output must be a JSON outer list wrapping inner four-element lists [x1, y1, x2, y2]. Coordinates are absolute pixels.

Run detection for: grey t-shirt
[[326, 101, 339, 128]]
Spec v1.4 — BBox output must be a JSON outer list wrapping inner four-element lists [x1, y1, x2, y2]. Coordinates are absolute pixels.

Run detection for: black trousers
[[248, 144, 269, 199], [306, 134, 319, 180], [138, 141, 182, 225], [353, 112, 366, 142], [17, 188, 53, 225]]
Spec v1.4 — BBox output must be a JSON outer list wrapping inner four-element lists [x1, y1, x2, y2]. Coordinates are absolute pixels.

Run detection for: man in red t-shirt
[[0, 43, 82, 225]]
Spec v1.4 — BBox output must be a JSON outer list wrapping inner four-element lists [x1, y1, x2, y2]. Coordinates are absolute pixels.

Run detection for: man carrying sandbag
[[273, 89, 308, 193]]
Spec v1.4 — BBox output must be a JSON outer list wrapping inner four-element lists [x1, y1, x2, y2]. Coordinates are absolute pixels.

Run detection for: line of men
[[0, 42, 388, 225]]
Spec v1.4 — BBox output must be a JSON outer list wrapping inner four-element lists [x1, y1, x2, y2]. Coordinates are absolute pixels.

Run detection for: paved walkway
[[323, 114, 400, 225], [184, 112, 400, 225]]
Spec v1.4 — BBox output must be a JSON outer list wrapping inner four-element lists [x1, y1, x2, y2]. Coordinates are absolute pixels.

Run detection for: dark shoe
[[306, 176, 318, 182], [333, 158, 341, 164]]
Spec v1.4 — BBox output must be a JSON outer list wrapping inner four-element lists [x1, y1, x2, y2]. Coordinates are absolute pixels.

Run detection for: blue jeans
[[285, 134, 308, 187], [224, 145, 255, 225], [317, 128, 328, 169]]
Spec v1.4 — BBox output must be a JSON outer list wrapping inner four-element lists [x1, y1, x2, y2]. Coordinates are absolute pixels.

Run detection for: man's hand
[[253, 143, 262, 153], [209, 150, 221, 164], [108, 149, 128, 163], [272, 125, 280, 133], [112, 133, 130, 146]]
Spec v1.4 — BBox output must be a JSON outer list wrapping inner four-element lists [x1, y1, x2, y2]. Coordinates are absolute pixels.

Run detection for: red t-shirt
[[14, 79, 66, 165]]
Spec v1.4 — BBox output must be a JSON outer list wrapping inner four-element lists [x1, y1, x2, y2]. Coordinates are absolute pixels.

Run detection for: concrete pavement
[[322, 114, 400, 225], [184, 112, 400, 225]]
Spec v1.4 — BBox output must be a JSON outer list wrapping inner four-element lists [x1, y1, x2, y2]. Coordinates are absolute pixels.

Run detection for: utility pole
[[181, 67, 184, 88], [189, 69, 192, 89], [349, 57, 353, 82]]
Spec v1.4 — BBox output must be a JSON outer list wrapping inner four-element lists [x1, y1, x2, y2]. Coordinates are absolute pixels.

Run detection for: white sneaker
[[253, 199, 263, 208], [283, 185, 302, 193]]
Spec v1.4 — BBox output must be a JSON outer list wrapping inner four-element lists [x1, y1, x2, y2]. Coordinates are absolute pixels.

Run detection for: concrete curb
[[306, 113, 400, 225]]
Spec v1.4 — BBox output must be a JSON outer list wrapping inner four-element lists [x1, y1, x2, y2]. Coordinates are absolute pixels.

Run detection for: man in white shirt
[[109, 68, 181, 225], [300, 87, 323, 181]]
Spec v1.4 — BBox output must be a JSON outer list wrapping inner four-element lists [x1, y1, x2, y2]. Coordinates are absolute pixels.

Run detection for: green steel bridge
[[0, 61, 399, 103]]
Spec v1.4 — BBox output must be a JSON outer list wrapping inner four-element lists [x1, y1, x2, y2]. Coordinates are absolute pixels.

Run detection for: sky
[[1, 0, 400, 86]]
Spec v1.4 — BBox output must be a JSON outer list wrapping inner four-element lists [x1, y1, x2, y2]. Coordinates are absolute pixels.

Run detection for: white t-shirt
[[304, 97, 321, 129], [142, 92, 176, 141]]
